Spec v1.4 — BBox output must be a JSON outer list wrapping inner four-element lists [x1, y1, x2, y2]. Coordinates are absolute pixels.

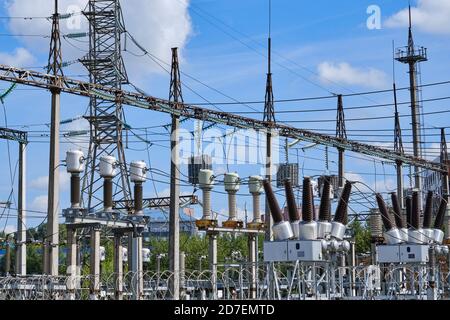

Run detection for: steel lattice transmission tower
[[80, 0, 131, 211]]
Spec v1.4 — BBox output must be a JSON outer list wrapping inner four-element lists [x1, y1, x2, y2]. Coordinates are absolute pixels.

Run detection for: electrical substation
[[0, 0, 449, 301]]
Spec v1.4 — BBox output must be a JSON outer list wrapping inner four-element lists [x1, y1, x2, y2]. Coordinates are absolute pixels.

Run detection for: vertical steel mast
[[45, 0, 63, 275], [168, 47, 183, 300], [80, 0, 131, 211], [395, 5, 427, 202], [263, 0, 276, 241]]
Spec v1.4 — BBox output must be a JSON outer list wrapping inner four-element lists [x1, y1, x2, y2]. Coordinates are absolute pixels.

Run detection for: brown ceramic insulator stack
[[284, 180, 299, 222], [434, 197, 448, 230], [70, 174, 80, 208], [263, 180, 283, 224], [390, 193, 404, 229], [103, 178, 113, 211], [411, 191, 420, 229], [334, 181, 352, 224], [302, 177, 313, 222], [405, 196, 412, 228], [310, 184, 316, 220], [376, 193, 394, 231], [422, 191, 434, 229], [319, 177, 331, 222]]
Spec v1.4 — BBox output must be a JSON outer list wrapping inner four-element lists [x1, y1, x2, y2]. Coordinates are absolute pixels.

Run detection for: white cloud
[[29, 170, 71, 191], [61, 117, 90, 154], [4, 225, 17, 235], [30, 195, 48, 213], [317, 62, 388, 89], [385, 0, 450, 35], [148, 188, 192, 199], [29, 175, 49, 190], [217, 207, 247, 223], [5, 0, 192, 80], [0, 48, 35, 67]]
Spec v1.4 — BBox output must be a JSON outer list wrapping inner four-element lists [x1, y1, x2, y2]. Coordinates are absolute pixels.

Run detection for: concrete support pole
[[169, 114, 180, 300], [265, 132, 273, 241], [131, 234, 143, 300], [113, 233, 123, 300], [66, 227, 78, 299], [4, 240, 10, 275], [16, 142, 26, 275], [339, 254, 346, 295], [90, 226, 101, 299], [45, 89, 60, 276], [371, 243, 377, 265], [180, 251, 186, 300], [248, 234, 257, 299], [350, 241, 356, 297], [208, 232, 218, 299], [396, 162, 404, 208], [338, 148, 345, 189], [427, 246, 437, 300]]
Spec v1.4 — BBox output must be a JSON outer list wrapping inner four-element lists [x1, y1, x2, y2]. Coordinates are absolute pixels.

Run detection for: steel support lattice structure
[[0, 128, 28, 275], [0, 64, 444, 174], [112, 195, 198, 211], [80, 0, 130, 212]]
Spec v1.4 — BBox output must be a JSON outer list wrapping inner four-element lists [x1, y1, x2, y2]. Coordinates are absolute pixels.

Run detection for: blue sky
[[0, 0, 449, 233]]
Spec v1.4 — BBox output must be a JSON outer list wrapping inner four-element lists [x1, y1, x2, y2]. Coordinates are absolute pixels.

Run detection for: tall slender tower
[[80, 0, 131, 212], [263, 0, 276, 241], [336, 94, 347, 190], [45, 0, 63, 276], [168, 47, 183, 300], [395, 5, 428, 201], [393, 81, 405, 208], [440, 129, 450, 240]]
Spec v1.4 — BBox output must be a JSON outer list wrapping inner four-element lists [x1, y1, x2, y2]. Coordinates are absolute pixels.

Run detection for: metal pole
[[409, 61, 423, 206], [131, 234, 143, 300], [265, 132, 273, 240], [338, 149, 345, 189], [169, 113, 180, 300], [45, 88, 60, 276], [180, 251, 186, 299], [46, 0, 62, 276], [16, 142, 26, 275], [248, 234, 257, 299], [113, 233, 123, 300], [168, 47, 182, 300], [90, 226, 101, 299], [427, 246, 437, 300], [66, 227, 77, 298], [5, 238, 10, 275], [208, 232, 218, 299], [350, 241, 356, 297], [156, 255, 161, 276], [396, 162, 404, 208]]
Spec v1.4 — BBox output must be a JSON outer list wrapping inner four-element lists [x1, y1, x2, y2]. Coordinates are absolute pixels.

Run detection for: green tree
[[350, 220, 371, 254]]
